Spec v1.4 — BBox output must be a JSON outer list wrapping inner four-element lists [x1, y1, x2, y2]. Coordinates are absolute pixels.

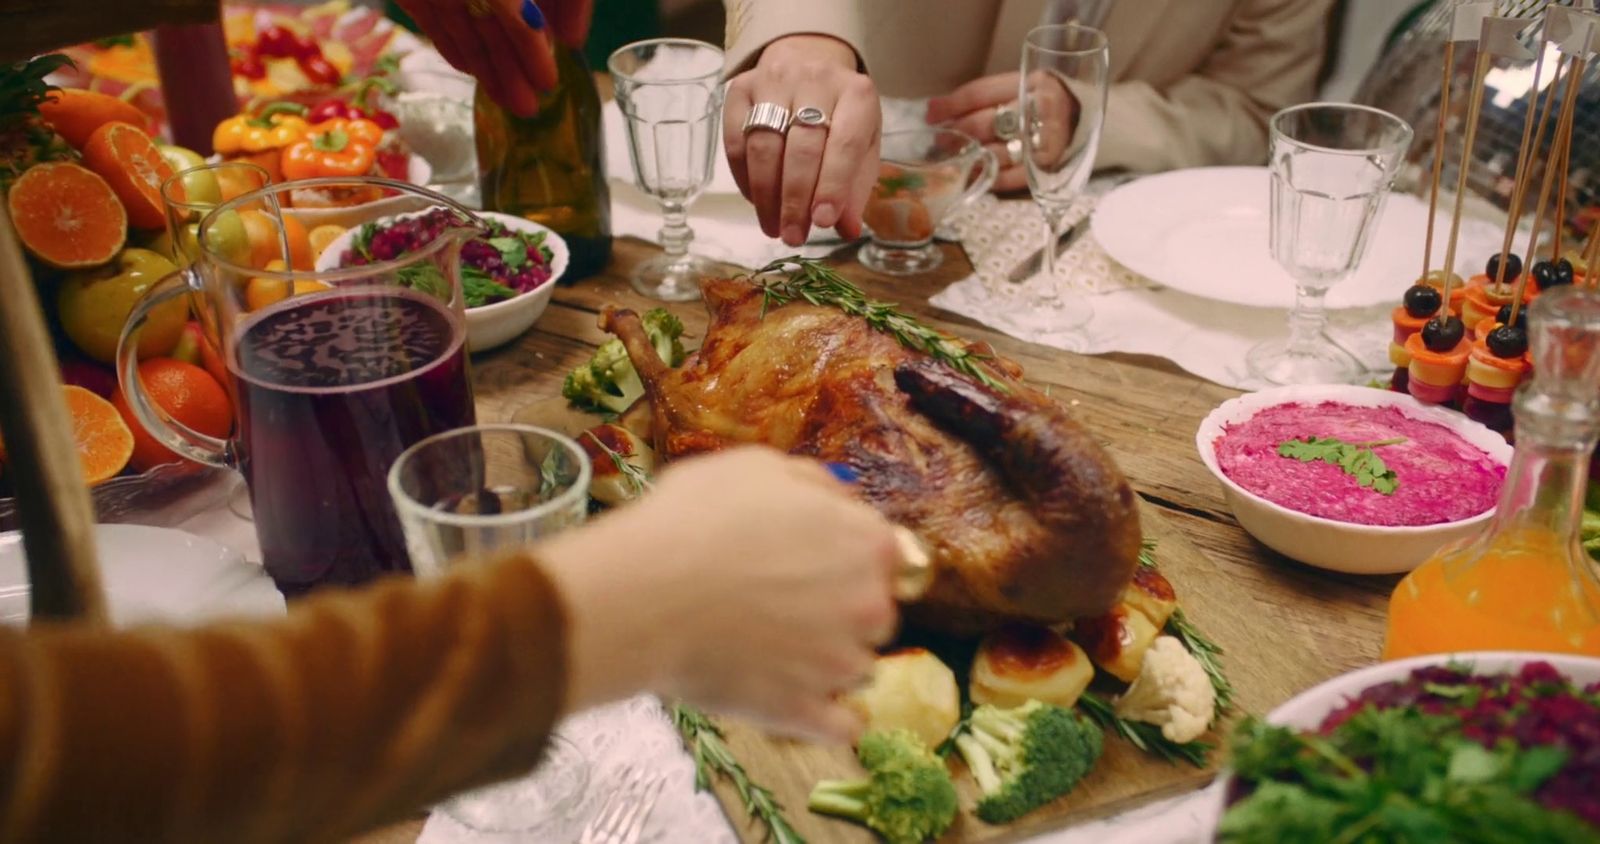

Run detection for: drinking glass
[[388, 423, 593, 835], [117, 178, 483, 597], [1019, 23, 1108, 328], [1246, 103, 1413, 386], [608, 38, 725, 302], [860, 128, 997, 275], [160, 161, 271, 266]]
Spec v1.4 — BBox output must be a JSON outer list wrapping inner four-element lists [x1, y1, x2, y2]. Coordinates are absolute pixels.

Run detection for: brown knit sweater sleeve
[[0, 550, 568, 844], [0, 0, 222, 63]]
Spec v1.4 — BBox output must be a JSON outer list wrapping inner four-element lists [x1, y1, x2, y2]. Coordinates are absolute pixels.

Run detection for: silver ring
[[793, 105, 830, 129], [993, 103, 1020, 141], [1004, 137, 1023, 166], [742, 102, 791, 135]]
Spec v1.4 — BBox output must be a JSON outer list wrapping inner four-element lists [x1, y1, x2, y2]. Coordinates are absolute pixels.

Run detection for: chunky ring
[[1004, 137, 1023, 166], [464, 0, 495, 17], [792, 105, 830, 129], [742, 102, 792, 135], [891, 526, 933, 602], [993, 103, 1021, 141]]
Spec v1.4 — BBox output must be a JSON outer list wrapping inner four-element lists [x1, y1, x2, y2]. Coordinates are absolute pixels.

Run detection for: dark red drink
[[230, 288, 474, 595]]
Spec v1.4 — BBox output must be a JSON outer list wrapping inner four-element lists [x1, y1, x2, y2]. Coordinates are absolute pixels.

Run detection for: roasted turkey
[[601, 275, 1141, 633]]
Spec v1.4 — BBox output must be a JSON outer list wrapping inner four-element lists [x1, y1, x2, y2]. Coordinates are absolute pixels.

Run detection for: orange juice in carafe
[[1383, 286, 1600, 660]]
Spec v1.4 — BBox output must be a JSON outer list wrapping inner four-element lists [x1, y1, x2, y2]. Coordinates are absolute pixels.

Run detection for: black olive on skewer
[[1554, 258, 1575, 287], [1403, 284, 1442, 318], [1485, 323, 1529, 358], [1485, 252, 1522, 284], [1421, 315, 1465, 352], [1530, 260, 1569, 290], [1494, 303, 1528, 329]]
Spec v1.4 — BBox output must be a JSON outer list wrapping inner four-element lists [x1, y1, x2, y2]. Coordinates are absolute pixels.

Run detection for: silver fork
[[577, 765, 667, 844]]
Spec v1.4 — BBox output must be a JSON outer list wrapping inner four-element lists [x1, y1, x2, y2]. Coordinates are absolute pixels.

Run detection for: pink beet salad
[[1214, 401, 1505, 527]]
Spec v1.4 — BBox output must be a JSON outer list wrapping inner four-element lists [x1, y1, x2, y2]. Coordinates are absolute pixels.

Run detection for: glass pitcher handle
[[114, 269, 234, 468], [960, 147, 1000, 208]]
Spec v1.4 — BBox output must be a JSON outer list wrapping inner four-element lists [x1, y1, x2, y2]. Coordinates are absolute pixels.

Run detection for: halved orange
[[82, 121, 176, 230], [7, 162, 128, 269], [64, 384, 135, 484]]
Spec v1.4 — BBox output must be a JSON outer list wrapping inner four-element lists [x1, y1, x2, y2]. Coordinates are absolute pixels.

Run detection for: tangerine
[[38, 88, 151, 149], [307, 224, 347, 259], [112, 358, 233, 472], [236, 209, 310, 269], [243, 260, 332, 311], [82, 121, 176, 230], [64, 384, 135, 484], [6, 162, 127, 269]]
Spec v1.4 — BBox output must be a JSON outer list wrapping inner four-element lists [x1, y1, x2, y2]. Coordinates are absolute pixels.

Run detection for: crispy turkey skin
[[600, 276, 1141, 632]]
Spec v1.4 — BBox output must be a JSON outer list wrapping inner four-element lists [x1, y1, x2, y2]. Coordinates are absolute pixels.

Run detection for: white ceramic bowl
[[1196, 384, 1512, 575], [314, 210, 568, 353], [1206, 652, 1600, 832]]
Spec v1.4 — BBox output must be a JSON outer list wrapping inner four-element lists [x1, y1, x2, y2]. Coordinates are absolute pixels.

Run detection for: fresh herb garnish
[[749, 257, 1008, 392], [395, 261, 448, 298], [671, 703, 807, 844], [1276, 436, 1404, 495], [461, 265, 517, 307], [878, 173, 925, 194], [489, 235, 527, 269], [1139, 539, 1234, 716], [1078, 691, 1212, 767], [583, 430, 653, 499], [352, 221, 377, 262]]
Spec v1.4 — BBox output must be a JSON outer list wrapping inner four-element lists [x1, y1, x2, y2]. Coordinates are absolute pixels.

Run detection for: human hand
[[396, 0, 589, 117], [925, 70, 1078, 193], [538, 447, 902, 743], [723, 35, 882, 246]]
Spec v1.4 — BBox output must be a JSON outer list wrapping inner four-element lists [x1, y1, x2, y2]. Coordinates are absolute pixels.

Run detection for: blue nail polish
[[520, 0, 545, 29], [824, 462, 859, 484]]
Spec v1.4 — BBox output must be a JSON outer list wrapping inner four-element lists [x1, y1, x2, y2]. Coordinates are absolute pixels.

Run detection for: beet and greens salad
[[1220, 661, 1600, 843], [341, 208, 556, 308]]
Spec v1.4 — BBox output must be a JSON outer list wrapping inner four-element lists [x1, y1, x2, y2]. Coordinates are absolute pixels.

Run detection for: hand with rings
[[395, 0, 593, 117], [926, 70, 1079, 193], [723, 34, 882, 246]]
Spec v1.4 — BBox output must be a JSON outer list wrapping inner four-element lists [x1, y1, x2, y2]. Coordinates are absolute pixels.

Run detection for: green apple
[[201, 209, 250, 265], [158, 145, 222, 207], [58, 248, 185, 363]]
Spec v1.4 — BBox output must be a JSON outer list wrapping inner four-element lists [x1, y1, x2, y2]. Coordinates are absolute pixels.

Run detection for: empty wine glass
[[1246, 103, 1413, 386], [608, 38, 725, 301], [1019, 23, 1107, 330]]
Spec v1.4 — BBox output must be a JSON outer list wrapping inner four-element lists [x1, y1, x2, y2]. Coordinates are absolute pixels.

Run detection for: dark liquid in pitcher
[[231, 288, 475, 596]]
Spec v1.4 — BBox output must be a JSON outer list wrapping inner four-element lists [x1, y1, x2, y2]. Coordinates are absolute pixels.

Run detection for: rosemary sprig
[[670, 703, 808, 844], [1138, 539, 1235, 715], [747, 257, 1009, 392], [581, 430, 653, 498], [1077, 691, 1212, 768]]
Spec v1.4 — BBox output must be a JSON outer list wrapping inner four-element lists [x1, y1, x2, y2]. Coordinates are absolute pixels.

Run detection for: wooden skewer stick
[[1439, 48, 1496, 316], [1422, 39, 1457, 282], [1489, 39, 1553, 290], [0, 206, 108, 624], [1513, 54, 1586, 322], [1549, 94, 1574, 261]]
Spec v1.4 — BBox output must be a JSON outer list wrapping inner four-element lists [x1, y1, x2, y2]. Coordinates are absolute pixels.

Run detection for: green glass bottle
[[475, 45, 612, 280]]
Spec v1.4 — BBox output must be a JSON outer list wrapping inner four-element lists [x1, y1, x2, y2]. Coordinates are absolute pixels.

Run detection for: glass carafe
[[1384, 286, 1600, 658]]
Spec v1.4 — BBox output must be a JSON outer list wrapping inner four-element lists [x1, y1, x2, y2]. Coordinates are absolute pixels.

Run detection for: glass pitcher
[[861, 127, 998, 275], [115, 178, 484, 597]]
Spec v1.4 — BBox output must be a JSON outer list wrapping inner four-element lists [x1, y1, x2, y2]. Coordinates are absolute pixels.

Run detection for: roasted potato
[[1072, 604, 1161, 684], [844, 647, 961, 748], [575, 423, 656, 506], [970, 625, 1095, 709], [1122, 566, 1178, 631]]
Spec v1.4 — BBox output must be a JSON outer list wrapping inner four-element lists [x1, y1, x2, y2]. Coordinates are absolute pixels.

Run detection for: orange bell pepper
[[280, 118, 382, 181], [213, 102, 310, 155]]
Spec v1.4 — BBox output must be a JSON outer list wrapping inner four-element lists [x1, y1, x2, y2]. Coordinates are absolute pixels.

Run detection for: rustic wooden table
[[355, 235, 1397, 843]]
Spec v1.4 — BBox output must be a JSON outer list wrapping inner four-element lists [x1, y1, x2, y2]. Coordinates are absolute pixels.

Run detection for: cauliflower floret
[[1112, 636, 1215, 744]]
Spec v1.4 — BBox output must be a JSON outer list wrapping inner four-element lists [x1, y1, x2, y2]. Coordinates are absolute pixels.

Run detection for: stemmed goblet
[[1018, 23, 1108, 330], [608, 38, 726, 302], [1246, 103, 1413, 386]]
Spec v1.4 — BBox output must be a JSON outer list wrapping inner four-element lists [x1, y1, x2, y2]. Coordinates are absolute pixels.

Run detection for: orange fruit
[[6, 162, 127, 269], [307, 224, 346, 262], [214, 161, 269, 202], [280, 213, 313, 270], [64, 384, 135, 484], [38, 88, 151, 149], [236, 209, 292, 269], [82, 121, 177, 230], [243, 259, 332, 311], [112, 358, 232, 472]]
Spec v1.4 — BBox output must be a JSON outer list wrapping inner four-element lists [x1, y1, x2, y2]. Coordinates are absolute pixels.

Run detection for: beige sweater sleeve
[[1097, 0, 1333, 173], [722, 0, 866, 76], [0, 551, 568, 844]]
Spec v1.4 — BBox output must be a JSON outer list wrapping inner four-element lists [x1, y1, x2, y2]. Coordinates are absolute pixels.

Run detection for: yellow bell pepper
[[212, 103, 311, 155]]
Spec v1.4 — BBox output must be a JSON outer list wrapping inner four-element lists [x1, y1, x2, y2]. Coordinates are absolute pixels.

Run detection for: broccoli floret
[[561, 308, 686, 414], [808, 729, 958, 844], [953, 700, 1103, 825], [642, 307, 687, 366]]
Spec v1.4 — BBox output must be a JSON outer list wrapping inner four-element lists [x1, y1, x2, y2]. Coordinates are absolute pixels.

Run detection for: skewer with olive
[[1485, 323, 1529, 358], [1485, 253, 1522, 285], [1495, 303, 1528, 329], [1529, 259, 1571, 291], [1403, 284, 1443, 318], [1421, 314, 1465, 352]]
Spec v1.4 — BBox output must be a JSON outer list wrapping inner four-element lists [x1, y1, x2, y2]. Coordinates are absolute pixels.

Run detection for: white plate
[[1092, 167, 1504, 310], [313, 210, 569, 352], [0, 525, 285, 627]]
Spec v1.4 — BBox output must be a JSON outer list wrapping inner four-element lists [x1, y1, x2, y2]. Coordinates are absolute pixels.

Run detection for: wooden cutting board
[[705, 498, 1333, 843]]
